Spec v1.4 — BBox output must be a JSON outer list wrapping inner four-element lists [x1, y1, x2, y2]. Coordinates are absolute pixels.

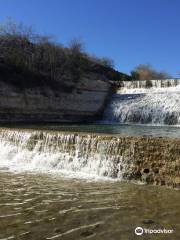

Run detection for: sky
[[0, 0, 180, 77]]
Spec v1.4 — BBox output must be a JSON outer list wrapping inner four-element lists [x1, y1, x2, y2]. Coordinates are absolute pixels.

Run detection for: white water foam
[[104, 79, 180, 125], [0, 130, 124, 181]]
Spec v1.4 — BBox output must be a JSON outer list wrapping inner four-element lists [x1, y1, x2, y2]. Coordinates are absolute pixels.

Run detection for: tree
[[0, 19, 120, 88], [69, 38, 84, 54], [99, 57, 114, 68], [131, 64, 171, 80], [0, 17, 37, 41]]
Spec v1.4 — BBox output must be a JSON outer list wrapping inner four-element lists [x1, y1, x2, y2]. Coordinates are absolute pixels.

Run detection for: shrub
[[131, 64, 171, 80]]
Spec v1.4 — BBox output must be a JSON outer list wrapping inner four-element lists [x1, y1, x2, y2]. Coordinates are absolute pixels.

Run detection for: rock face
[[117, 136, 180, 188], [0, 77, 111, 122], [0, 129, 179, 188]]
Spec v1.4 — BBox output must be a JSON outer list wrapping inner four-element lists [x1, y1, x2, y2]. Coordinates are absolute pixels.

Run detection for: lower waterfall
[[0, 128, 179, 187], [0, 129, 128, 180], [103, 79, 180, 125]]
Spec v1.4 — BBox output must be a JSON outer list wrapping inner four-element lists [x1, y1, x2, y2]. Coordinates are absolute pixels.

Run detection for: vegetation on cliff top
[[0, 19, 130, 90], [0, 19, 171, 90]]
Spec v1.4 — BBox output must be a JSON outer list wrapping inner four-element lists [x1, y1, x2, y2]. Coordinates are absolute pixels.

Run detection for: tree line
[[0, 19, 116, 89], [0, 19, 173, 89]]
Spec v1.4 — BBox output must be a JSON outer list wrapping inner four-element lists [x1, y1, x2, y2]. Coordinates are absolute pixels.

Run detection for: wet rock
[[141, 172, 154, 184], [68, 157, 73, 162], [142, 219, 155, 224], [80, 230, 94, 237], [153, 168, 159, 174], [54, 228, 62, 233], [143, 168, 150, 173]]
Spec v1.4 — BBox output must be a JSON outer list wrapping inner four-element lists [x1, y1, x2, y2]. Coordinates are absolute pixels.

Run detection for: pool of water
[[2, 123, 180, 138], [0, 171, 179, 240]]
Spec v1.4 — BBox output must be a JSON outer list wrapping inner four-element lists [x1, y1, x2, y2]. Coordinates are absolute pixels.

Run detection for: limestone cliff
[[0, 30, 130, 123], [0, 76, 111, 123]]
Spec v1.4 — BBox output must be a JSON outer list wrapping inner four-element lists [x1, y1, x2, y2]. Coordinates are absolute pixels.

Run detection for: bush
[[131, 64, 171, 80]]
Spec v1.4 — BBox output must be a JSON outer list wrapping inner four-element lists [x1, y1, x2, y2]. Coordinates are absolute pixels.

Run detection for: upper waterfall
[[103, 79, 180, 125], [119, 79, 180, 91]]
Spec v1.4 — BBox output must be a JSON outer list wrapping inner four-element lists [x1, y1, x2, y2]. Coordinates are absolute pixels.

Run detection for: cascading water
[[103, 79, 180, 125], [0, 129, 129, 180], [0, 128, 179, 187]]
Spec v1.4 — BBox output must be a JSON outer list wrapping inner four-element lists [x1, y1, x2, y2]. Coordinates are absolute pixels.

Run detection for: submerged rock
[[142, 219, 155, 224]]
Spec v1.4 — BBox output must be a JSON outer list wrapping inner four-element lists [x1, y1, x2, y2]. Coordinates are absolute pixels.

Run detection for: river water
[[0, 170, 180, 240], [0, 120, 180, 239], [2, 123, 180, 138]]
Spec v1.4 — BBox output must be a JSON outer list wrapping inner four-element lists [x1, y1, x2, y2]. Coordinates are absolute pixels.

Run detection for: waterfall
[[119, 79, 180, 91], [0, 128, 179, 187], [0, 129, 131, 180], [103, 79, 180, 125]]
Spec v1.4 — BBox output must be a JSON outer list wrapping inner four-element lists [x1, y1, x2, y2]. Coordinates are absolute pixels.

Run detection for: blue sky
[[0, 0, 180, 76]]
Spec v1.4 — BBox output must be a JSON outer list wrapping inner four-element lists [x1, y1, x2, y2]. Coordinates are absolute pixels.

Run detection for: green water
[[0, 171, 180, 240]]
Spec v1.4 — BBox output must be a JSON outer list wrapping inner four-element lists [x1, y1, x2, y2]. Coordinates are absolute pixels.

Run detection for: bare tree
[[0, 19, 120, 88], [0, 17, 36, 40], [69, 38, 84, 54], [131, 64, 171, 80]]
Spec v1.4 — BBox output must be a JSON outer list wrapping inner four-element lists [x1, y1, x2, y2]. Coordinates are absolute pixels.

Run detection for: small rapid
[[103, 79, 180, 125]]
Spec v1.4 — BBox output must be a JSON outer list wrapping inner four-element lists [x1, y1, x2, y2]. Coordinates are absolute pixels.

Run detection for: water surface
[[0, 171, 179, 240], [1, 123, 180, 138]]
